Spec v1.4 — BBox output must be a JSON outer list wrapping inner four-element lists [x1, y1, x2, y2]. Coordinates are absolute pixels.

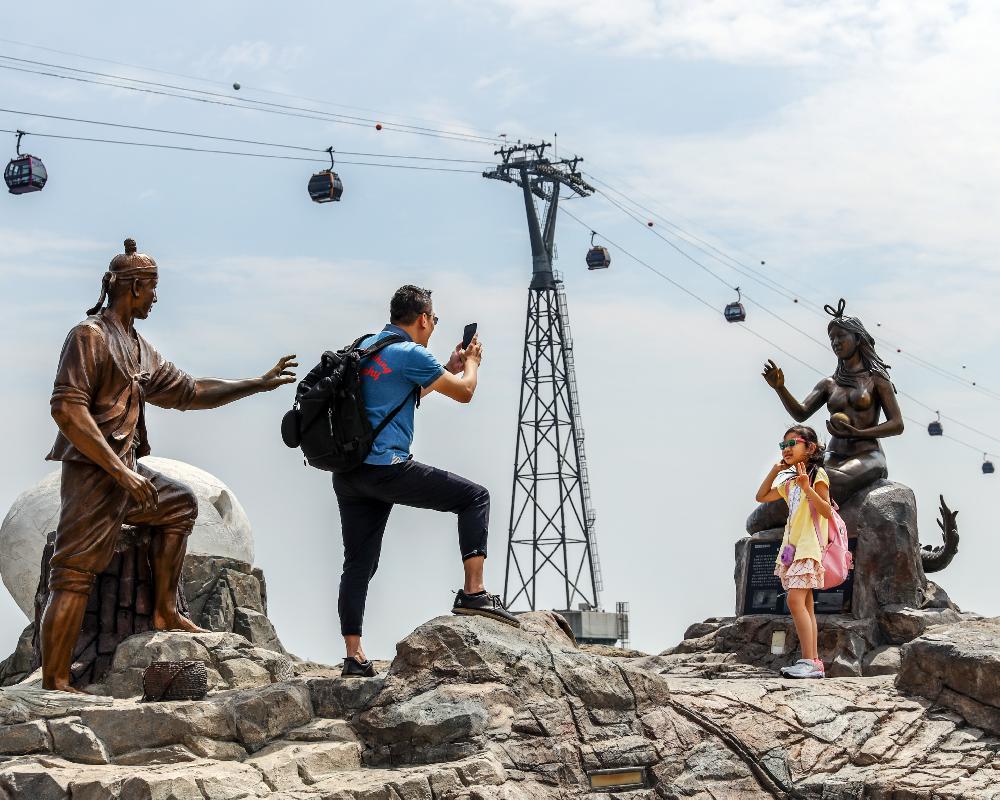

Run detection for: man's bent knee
[[48, 566, 96, 595]]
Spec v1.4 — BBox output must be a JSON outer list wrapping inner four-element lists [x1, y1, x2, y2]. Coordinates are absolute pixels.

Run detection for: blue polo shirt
[[359, 324, 445, 465]]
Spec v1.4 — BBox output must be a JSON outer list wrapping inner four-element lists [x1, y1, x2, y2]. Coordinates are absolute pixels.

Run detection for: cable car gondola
[[724, 287, 746, 323], [586, 231, 610, 270], [928, 412, 943, 437], [4, 131, 47, 195], [983, 454, 995, 474], [308, 147, 343, 203]]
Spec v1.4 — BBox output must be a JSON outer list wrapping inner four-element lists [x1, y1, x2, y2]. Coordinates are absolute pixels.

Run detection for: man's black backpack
[[280, 334, 417, 472]]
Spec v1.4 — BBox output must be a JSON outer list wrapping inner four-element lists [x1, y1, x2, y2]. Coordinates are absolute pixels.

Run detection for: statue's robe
[[45, 312, 199, 594]]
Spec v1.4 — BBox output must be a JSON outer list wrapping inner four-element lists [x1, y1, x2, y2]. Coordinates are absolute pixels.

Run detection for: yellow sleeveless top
[[775, 467, 829, 566]]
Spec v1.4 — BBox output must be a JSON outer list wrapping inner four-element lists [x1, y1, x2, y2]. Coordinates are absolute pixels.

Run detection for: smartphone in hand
[[462, 323, 478, 349]]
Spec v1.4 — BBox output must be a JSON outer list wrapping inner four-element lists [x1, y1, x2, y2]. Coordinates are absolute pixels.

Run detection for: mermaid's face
[[829, 325, 858, 360]]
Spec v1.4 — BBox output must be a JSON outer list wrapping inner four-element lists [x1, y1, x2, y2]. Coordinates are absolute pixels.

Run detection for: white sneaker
[[781, 658, 824, 679]]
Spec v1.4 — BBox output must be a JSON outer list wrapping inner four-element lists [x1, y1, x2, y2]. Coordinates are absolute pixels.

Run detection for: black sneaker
[[451, 590, 521, 627], [341, 656, 377, 678]]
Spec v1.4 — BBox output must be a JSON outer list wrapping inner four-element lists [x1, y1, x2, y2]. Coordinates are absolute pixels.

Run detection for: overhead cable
[[0, 127, 482, 172], [0, 108, 494, 164], [0, 37, 513, 142], [567, 208, 998, 462]]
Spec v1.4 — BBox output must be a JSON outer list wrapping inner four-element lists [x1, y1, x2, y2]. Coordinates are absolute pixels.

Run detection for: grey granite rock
[[896, 617, 1000, 735], [0, 719, 50, 755], [49, 716, 110, 764]]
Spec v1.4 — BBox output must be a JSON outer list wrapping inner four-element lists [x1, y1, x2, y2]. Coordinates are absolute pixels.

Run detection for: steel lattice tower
[[484, 143, 604, 612]]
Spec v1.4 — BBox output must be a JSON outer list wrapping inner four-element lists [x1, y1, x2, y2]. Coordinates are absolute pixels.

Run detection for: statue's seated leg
[[824, 451, 887, 503], [42, 461, 133, 691], [124, 464, 203, 633]]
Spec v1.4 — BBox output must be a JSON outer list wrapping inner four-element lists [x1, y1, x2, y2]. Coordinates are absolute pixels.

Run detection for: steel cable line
[[0, 127, 482, 172], [568, 207, 1000, 459], [0, 54, 504, 145], [0, 37, 513, 142], [586, 173, 1000, 399], [560, 206, 823, 376], [0, 61, 496, 146], [0, 108, 495, 164], [587, 169, 1000, 401]]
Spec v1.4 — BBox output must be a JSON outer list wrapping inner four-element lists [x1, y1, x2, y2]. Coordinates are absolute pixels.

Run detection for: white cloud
[[486, 0, 969, 65]]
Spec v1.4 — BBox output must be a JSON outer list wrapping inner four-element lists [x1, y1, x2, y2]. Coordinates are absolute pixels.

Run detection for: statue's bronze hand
[[762, 359, 784, 389], [826, 418, 860, 438], [117, 467, 158, 511], [260, 355, 298, 391]]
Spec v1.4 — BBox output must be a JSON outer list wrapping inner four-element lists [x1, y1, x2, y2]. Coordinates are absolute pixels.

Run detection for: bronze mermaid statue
[[751, 298, 957, 573], [762, 298, 903, 500]]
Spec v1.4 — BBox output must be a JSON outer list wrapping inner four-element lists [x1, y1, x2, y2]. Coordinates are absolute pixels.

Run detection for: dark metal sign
[[743, 539, 857, 615]]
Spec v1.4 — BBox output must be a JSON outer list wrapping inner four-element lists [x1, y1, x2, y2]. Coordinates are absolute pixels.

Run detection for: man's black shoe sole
[[452, 606, 521, 628]]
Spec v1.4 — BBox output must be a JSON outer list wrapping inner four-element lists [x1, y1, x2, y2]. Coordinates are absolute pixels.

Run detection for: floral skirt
[[775, 557, 824, 590]]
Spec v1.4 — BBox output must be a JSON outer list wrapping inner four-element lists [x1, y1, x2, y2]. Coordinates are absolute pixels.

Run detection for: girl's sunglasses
[[779, 438, 806, 449]]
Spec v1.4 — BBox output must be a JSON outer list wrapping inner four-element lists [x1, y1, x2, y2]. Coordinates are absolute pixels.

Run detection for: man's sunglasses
[[779, 438, 806, 449], [423, 311, 439, 325]]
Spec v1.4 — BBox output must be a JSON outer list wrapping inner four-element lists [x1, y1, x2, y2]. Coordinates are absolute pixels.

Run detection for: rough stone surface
[[0, 457, 253, 618], [49, 716, 110, 764], [105, 630, 294, 698], [897, 617, 1000, 735], [1, 612, 998, 798]]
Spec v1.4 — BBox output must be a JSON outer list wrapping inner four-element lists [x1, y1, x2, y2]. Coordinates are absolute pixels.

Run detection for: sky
[[1, 0, 998, 663]]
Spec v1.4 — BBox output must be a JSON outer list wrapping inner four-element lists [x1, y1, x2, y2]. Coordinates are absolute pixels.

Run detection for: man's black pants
[[332, 460, 489, 636]]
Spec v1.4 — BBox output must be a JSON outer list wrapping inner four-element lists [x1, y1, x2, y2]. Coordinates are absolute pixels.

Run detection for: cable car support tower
[[484, 142, 628, 646]]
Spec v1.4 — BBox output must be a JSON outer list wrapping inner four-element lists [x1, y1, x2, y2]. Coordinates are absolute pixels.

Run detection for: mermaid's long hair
[[825, 298, 895, 393]]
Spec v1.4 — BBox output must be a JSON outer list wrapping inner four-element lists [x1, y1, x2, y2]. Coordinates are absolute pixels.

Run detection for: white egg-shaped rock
[[0, 457, 253, 618]]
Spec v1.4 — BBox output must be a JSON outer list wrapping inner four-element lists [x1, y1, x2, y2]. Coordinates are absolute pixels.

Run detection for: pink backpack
[[809, 500, 853, 589]]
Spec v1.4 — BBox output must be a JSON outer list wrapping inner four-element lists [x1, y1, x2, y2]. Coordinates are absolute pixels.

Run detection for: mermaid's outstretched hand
[[762, 359, 784, 389]]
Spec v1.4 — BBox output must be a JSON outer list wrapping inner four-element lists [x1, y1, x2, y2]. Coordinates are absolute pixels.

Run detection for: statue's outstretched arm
[[186, 355, 298, 411], [762, 360, 829, 421]]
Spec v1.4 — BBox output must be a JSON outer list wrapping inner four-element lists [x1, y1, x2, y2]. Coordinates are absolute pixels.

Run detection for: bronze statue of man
[[40, 238, 296, 693]]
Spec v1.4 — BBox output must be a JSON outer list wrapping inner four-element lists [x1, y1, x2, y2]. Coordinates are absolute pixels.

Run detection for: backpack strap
[[372, 387, 420, 439], [358, 333, 421, 439]]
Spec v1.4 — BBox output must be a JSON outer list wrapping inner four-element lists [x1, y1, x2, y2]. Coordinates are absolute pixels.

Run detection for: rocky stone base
[[667, 602, 979, 678], [897, 617, 1000, 736], [0, 553, 284, 689], [1, 614, 998, 798]]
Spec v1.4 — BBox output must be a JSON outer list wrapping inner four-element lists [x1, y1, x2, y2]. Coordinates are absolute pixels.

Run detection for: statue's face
[[132, 275, 158, 320], [829, 325, 858, 360]]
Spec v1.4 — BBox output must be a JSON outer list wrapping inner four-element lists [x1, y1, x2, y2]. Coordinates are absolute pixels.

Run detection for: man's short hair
[[390, 285, 433, 325]]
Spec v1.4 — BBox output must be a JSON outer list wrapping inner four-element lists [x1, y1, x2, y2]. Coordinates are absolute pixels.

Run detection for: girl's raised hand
[[794, 461, 810, 490]]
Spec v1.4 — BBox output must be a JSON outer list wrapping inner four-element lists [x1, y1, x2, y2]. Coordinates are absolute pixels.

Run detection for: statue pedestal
[[669, 479, 966, 676]]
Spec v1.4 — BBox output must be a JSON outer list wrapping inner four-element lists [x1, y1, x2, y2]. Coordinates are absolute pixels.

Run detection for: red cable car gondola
[[4, 131, 47, 195], [308, 147, 343, 203]]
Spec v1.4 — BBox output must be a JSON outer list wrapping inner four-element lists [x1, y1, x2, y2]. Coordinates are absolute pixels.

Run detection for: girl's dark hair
[[825, 298, 896, 393], [390, 285, 433, 325], [784, 424, 826, 480]]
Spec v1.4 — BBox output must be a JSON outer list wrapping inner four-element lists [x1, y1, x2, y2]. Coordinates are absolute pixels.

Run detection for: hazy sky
[[1, 1, 998, 663]]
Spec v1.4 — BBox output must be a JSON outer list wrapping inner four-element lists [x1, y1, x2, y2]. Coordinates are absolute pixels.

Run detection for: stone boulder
[[896, 617, 1000, 735], [0, 457, 253, 618], [103, 630, 294, 698]]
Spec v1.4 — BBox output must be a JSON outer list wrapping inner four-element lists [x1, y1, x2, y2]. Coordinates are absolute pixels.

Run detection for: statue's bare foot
[[43, 679, 86, 695], [153, 612, 207, 634]]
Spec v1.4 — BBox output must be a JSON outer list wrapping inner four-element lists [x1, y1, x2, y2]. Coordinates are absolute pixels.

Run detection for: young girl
[[755, 425, 833, 679]]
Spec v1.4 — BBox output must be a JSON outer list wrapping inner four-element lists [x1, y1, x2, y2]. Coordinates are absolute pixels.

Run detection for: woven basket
[[141, 660, 208, 702]]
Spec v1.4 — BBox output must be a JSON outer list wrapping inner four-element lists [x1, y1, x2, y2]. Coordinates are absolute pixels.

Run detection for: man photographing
[[334, 285, 517, 678]]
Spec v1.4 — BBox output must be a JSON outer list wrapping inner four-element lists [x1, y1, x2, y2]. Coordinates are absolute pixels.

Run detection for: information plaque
[[743, 539, 857, 615]]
